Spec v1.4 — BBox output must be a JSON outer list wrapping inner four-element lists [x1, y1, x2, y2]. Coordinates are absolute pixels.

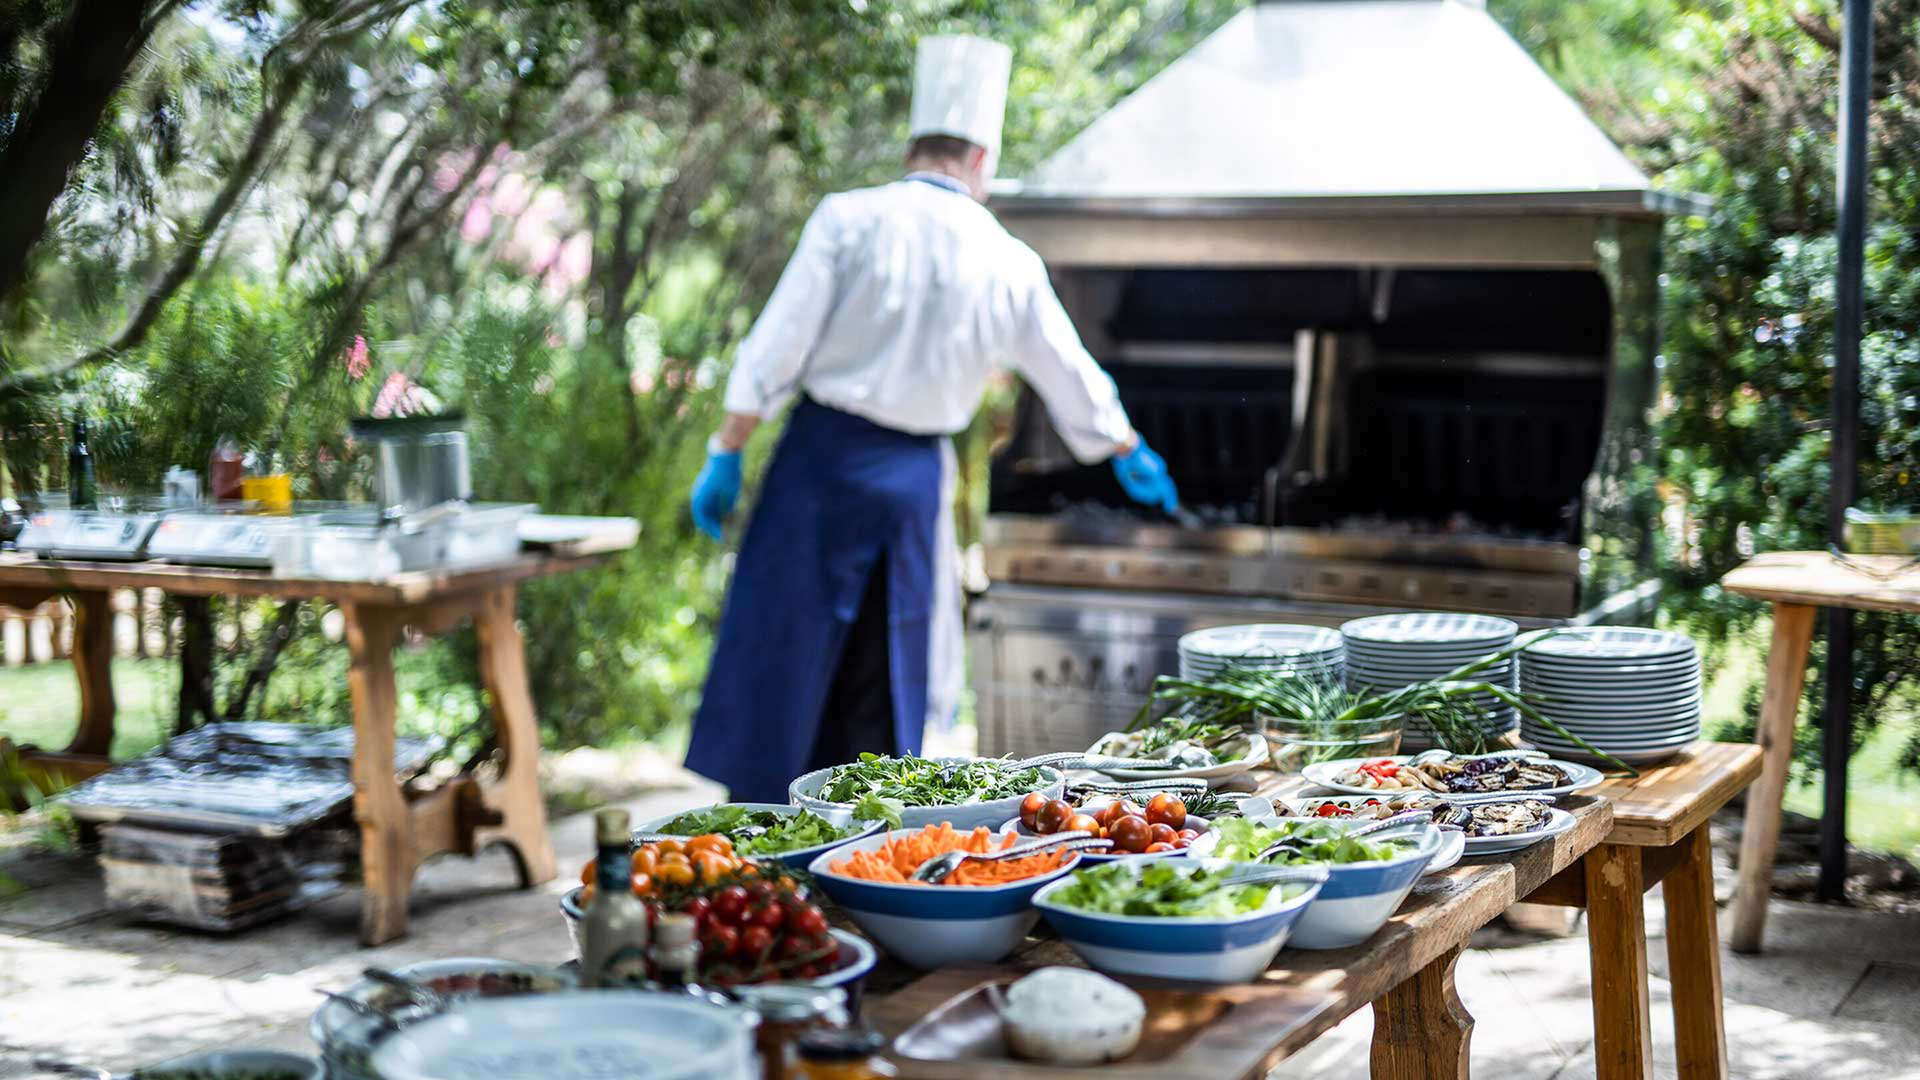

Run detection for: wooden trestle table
[[866, 741, 1757, 1079], [0, 548, 622, 945]]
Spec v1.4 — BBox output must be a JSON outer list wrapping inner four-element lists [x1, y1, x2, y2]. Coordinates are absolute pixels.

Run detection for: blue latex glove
[[1112, 440, 1180, 514], [690, 448, 742, 540]]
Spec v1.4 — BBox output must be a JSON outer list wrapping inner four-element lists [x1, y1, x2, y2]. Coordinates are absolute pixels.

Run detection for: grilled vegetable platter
[[1277, 793, 1577, 856], [1300, 751, 1603, 799]]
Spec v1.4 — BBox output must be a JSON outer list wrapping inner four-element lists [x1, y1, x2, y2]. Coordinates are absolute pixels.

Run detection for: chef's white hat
[[909, 34, 1012, 158]]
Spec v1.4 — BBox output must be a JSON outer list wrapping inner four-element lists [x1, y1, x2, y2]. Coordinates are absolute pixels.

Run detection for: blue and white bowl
[[1031, 858, 1327, 983], [806, 827, 1081, 969], [1190, 820, 1465, 950], [633, 801, 885, 869], [788, 758, 1067, 832]]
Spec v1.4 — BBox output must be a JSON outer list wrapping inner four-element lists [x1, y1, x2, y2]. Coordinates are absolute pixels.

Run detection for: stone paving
[[2, 768, 1917, 1079]]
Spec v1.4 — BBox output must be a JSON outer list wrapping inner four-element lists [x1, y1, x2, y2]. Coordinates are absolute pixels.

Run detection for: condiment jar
[[733, 985, 847, 1080], [791, 1025, 894, 1080]]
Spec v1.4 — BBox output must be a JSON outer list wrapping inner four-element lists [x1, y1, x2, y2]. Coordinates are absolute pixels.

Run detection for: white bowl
[[1031, 859, 1327, 983], [788, 758, 1065, 831], [806, 827, 1081, 969]]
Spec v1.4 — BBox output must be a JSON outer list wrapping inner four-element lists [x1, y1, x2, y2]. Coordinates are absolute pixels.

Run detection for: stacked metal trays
[[1518, 627, 1701, 765], [1176, 624, 1344, 683], [1340, 613, 1519, 749]]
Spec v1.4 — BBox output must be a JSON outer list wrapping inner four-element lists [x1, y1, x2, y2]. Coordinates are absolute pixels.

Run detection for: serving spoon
[[910, 830, 1107, 884]]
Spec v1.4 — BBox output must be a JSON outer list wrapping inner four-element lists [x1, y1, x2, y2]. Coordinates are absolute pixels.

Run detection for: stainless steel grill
[[968, 0, 1702, 757]]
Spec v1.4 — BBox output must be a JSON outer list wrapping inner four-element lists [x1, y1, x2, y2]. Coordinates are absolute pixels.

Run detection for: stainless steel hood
[[998, 0, 1699, 215]]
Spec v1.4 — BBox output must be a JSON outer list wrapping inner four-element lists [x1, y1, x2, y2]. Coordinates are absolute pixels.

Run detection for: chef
[[682, 33, 1180, 803]]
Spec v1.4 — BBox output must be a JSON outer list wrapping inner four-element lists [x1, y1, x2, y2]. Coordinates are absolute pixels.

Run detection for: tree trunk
[[0, 0, 154, 305], [175, 596, 217, 733]]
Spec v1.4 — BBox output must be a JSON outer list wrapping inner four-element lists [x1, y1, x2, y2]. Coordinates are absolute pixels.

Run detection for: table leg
[[1731, 601, 1816, 954], [67, 590, 116, 756], [1586, 842, 1653, 1080], [472, 586, 556, 887], [1664, 823, 1728, 1079], [343, 603, 413, 946], [1371, 944, 1472, 1080]]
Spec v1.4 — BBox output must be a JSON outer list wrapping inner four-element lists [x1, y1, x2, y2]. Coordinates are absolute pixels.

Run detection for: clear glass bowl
[[1261, 712, 1404, 774]]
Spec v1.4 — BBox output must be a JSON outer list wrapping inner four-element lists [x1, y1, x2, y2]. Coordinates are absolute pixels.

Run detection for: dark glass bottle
[[68, 413, 96, 510]]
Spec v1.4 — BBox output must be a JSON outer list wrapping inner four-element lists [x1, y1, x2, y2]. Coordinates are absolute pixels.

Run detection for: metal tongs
[[1254, 809, 1433, 863], [910, 830, 1108, 883]]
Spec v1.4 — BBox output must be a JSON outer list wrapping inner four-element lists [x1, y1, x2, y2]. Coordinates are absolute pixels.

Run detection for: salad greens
[[816, 753, 1049, 807], [656, 806, 859, 855], [1210, 818, 1412, 865], [1050, 860, 1289, 918]]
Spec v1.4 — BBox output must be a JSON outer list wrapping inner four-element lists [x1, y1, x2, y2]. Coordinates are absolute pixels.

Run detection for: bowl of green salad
[[788, 754, 1066, 832], [1190, 817, 1464, 949], [1032, 858, 1327, 983], [636, 802, 884, 868]]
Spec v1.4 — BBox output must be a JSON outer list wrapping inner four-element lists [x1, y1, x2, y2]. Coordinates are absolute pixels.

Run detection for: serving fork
[[910, 830, 1108, 883]]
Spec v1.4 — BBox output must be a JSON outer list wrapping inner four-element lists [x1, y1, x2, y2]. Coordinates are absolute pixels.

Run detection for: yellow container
[[242, 474, 293, 512]]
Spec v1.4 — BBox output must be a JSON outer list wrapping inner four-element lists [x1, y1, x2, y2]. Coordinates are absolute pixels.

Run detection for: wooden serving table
[[868, 778, 1615, 1080], [0, 548, 622, 945], [867, 742, 1757, 1079], [1719, 551, 1920, 953]]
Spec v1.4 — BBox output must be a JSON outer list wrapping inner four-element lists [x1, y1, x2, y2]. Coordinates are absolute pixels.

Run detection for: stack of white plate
[[1518, 627, 1701, 766], [1177, 624, 1344, 684], [1340, 612, 1519, 749]]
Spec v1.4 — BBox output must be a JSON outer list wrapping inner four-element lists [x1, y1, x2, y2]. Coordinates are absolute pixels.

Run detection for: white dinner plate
[[1299, 753, 1604, 800], [1342, 612, 1518, 644], [1528, 699, 1703, 720], [1520, 626, 1695, 660], [1526, 726, 1700, 749]]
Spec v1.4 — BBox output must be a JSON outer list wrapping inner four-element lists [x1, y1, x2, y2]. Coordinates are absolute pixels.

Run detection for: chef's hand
[[690, 447, 743, 540], [1112, 439, 1180, 514]]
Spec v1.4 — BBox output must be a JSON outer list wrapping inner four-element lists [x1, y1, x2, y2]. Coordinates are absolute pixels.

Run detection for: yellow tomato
[[653, 838, 686, 858], [686, 834, 734, 858], [632, 848, 658, 876], [655, 860, 695, 888]]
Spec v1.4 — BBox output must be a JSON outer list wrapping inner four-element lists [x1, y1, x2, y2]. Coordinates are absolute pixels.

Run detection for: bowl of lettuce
[[1031, 858, 1327, 983], [1189, 817, 1463, 950], [634, 802, 884, 868]]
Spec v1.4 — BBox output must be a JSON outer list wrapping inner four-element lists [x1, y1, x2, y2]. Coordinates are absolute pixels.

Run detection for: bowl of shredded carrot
[[807, 824, 1083, 969]]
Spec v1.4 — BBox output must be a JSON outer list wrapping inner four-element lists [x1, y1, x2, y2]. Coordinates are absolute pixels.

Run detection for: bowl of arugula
[[635, 803, 884, 868], [1032, 858, 1327, 983], [788, 754, 1066, 832]]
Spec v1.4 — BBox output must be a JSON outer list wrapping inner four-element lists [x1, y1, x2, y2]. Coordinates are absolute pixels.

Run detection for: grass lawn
[[0, 659, 177, 760]]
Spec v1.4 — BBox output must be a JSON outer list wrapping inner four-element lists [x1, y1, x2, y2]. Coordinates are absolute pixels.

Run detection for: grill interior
[[990, 266, 1613, 543]]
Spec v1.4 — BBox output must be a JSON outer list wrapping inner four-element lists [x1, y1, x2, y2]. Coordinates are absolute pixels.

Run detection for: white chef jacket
[[723, 176, 1133, 464]]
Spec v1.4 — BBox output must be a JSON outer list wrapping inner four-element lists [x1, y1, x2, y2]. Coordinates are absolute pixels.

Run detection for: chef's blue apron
[[685, 397, 941, 803]]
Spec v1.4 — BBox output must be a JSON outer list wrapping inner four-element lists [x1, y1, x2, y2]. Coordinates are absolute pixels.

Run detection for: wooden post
[[342, 602, 413, 946], [1731, 602, 1816, 953], [472, 586, 557, 887], [1585, 843, 1653, 1080], [1371, 945, 1473, 1080], [1664, 823, 1729, 1079], [67, 590, 116, 757]]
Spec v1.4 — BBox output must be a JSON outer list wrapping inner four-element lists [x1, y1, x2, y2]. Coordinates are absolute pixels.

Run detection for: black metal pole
[[1822, 0, 1872, 903]]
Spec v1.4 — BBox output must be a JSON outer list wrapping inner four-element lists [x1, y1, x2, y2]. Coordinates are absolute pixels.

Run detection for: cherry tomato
[[789, 903, 829, 937], [654, 838, 687, 858], [1035, 799, 1075, 835], [1172, 836, 1191, 849], [631, 848, 659, 876], [778, 934, 815, 961], [1108, 814, 1152, 854], [1018, 792, 1049, 831], [681, 895, 712, 924], [747, 881, 777, 906], [739, 925, 774, 958], [693, 851, 735, 882], [628, 870, 653, 896], [1092, 801, 1124, 829], [702, 923, 739, 958], [655, 860, 694, 888], [579, 859, 597, 886], [751, 903, 786, 931], [1148, 822, 1178, 846], [687, 834, 734, 858], [711, 885, 751, 922], [1176, 828, 1200, 840], [1064, 813, 1101, 836], [1146, 794, 1187, 830], [1144, 841, 1176, 853]]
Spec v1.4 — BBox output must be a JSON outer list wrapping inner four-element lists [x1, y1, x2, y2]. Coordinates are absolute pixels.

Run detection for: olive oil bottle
[[580, 808, 650, 987]]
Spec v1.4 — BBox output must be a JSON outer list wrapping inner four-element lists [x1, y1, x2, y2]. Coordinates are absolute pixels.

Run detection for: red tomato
[[747, 881, 777, 905], [1148, 822, 1178, 845], [702, 923, 739, 958], [739, 925, 774, 958], [1018, 792, 1049, 831], [1115, 800, 1145, 822], [751, 903, 785, 931], [1092, 801, 1125, 829], [1146, 794, 1187, 830], [711, 885, 750, 923], [1108, 814, 1152, 854], [1176, 828, 1200, 841], [1064, 813, 1101, 835], [789, 903, 829, 937], [1172, 836, 1191, 849], [1144, 841, 1176, 853], [681, 896, 712, 924], [778, 934, 815, 961], [1036, 799, 1076, 834]]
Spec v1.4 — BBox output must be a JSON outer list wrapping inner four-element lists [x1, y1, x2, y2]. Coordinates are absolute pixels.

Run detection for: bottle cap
[[594, 809, 632, 845]]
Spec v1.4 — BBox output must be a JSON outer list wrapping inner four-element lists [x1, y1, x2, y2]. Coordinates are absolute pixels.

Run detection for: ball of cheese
[[999, 967, 1146, 1065]]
